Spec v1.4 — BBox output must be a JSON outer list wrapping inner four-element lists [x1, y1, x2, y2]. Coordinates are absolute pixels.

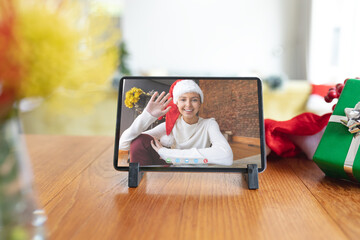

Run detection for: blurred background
[[11, 0, 360, 136]]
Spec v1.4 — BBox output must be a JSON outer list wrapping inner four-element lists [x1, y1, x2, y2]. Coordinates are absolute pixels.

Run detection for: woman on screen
[[119, 79, 233, 166]]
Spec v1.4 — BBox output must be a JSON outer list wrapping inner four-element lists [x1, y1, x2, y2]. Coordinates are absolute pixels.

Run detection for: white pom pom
[[160, 134, 174, 147]]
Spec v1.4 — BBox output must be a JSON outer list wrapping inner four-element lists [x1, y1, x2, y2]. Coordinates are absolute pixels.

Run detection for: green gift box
[[313, 79, 360, 182]]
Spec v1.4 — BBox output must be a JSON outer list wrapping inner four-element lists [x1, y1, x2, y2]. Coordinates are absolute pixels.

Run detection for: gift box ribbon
[[328, 102, 360, 181]]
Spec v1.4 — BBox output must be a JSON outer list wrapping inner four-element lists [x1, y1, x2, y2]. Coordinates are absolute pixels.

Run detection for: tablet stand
[[128, 163, 144, 188], [128, 163, 259, 189], [246, 164, 259, 190]]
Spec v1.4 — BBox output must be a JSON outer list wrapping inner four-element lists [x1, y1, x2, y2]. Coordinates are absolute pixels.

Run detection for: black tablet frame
[[113, 76, 266, 173]]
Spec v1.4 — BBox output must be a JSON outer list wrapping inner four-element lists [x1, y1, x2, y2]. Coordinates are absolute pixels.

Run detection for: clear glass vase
[[0, 114, 47, 240]]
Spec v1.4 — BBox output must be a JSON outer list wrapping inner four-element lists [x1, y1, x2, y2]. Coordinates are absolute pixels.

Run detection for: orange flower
[[0, 0, 22, 84], [0, 0, 22, 119]]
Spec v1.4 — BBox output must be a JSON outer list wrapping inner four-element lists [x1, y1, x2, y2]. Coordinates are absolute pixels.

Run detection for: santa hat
[[162, 79, 204, 135], [172, 79, 204, 104]]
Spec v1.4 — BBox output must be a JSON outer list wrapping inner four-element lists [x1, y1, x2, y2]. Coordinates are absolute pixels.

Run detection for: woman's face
[[176, 92, 201, 123]]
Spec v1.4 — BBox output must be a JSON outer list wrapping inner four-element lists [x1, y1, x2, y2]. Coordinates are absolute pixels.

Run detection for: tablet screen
[[113, 77, 265, 172]]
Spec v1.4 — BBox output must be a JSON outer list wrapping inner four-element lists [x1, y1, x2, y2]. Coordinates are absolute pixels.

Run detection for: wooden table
[[27, 135, 360, 240]]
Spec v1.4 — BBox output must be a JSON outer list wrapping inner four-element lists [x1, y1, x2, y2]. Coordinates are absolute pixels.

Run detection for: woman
[[119, 79, 233, 166]]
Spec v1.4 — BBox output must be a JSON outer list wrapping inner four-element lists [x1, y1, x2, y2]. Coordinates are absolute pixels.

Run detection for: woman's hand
[[151, 138, 163, 152], [145, 91, 172, 118]]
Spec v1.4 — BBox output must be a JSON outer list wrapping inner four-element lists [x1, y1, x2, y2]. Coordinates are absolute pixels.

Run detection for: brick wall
[[199, 79, 260, 138]]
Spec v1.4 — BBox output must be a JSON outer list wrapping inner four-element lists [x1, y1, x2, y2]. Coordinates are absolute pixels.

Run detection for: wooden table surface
[[26, 135, 360, 240]]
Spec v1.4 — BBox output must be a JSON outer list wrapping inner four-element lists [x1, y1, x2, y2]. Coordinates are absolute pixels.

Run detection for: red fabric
[[265, 112, 332, 157], [158, 79, 182, 135], [311, 84, 335, 97]]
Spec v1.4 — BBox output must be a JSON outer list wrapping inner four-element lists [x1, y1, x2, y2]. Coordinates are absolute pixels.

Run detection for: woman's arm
[[119, 111, 157, 150], [119, 91, 172, 150], [198, 119, 233, 165], [154, 120, 233, 166]]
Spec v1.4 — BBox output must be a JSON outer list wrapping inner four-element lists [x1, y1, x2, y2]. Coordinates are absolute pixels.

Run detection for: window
[[309, 0, 360, 84]]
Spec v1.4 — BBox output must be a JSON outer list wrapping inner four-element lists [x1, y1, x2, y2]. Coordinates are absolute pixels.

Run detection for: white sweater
[[119, 110, 233, 166]]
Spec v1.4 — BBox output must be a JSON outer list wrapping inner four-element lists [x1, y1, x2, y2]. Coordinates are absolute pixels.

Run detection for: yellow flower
[[125, 87, 145, 108], [0, 0, 121, 116]]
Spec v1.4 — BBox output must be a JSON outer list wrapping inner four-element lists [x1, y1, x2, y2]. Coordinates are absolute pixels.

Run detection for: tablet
[[113, 77, 266, 173]]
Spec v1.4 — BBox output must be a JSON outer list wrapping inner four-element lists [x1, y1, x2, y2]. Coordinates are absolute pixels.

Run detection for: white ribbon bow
[[340, 102, 360, 136]]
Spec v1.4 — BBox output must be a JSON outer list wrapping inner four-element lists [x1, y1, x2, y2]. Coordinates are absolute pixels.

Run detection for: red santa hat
[[172, 79, 204, 104], [163, 79, 204, 135]]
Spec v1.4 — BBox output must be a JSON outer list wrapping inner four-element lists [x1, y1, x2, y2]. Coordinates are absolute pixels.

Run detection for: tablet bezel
[[113, 76, 266, 173]]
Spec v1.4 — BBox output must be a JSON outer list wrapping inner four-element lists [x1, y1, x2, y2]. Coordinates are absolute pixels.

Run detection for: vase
[[0, 114, 47, 239]]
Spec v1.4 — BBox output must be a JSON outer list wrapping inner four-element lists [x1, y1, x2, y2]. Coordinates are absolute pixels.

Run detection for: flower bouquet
[[124, 87, 164, 128], [125, 87, 154, 116]]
